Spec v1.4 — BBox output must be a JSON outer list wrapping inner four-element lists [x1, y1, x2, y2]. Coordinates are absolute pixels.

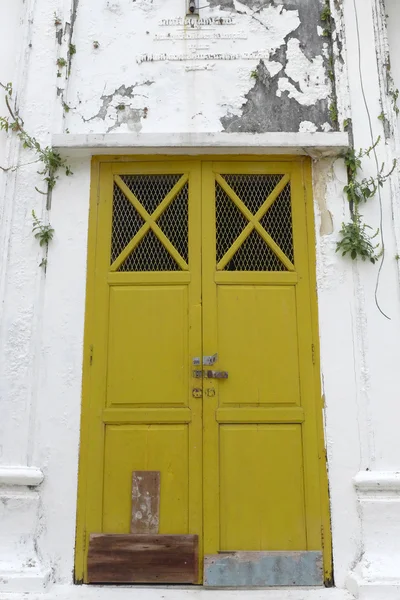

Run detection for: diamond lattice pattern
[[120, 174, 181, 214], [111, 175, 188, 271], [119, 230, 179, 272], [216, 175, 294, 271], [111, 184, 145, 265]]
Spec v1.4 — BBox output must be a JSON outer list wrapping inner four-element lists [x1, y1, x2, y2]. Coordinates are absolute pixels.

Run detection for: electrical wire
[[353, 0, 390, 319]]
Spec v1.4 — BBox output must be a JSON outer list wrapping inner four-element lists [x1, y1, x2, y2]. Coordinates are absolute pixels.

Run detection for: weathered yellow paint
[[75, 156, 332, 585], [107, 286, 189, 407], [103, 425, 189, 534], [220, 425, 306, 551], [216, 286, 301, 406]]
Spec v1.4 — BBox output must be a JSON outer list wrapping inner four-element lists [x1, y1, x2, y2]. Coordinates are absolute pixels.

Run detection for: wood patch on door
[[131, 471, 160, 534]]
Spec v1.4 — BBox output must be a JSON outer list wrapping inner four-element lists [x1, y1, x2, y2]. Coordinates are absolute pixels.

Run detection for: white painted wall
[[1, 0, 400, 599]]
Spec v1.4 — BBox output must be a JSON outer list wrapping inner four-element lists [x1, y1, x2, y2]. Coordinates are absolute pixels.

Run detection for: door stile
[[75, 157, 102, 582], [80, 162, 115, 581], [290, 163, 325, 554], [201, 162, 220, 557], [187, 163, 204, 582], [302, 160, 333, 580]]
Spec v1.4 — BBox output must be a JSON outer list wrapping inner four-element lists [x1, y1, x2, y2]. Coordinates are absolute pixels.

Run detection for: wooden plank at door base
[[87, 533, 199, 583], [203, 551, 323, 587]]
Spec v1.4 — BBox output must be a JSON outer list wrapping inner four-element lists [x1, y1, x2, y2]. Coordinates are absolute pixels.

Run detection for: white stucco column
[[0, 0, 59, 591], [343, 0, 400, 597]]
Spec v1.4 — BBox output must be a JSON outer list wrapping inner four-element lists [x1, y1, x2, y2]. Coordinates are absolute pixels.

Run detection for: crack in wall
[[83, 82, 154, 125], [67, 0, 80, 73]]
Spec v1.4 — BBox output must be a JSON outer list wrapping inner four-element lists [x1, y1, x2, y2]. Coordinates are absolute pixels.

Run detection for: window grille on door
[[110, 174, 189, 272], [215, 174, 294, 272]]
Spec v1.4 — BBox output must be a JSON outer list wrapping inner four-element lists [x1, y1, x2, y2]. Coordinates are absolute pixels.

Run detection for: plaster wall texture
[[1, 0, 400, 599]]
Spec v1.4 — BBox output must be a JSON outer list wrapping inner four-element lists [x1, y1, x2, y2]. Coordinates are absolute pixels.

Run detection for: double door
[[76, 157, 331, 585]]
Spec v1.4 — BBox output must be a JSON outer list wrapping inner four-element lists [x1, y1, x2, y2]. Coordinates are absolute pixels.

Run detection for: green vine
[[336, 138, 396, 263], [0, 81, 72, 264], [32, 210, 54, 246], [32, 210, 54, 269], [337, 216, 379, 263], [0, 81, 72, 194], [321, 1, 332, 37], [385, 62, 400, 116]]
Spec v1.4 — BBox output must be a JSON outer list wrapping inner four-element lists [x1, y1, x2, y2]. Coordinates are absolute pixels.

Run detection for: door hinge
[[311, 343, 315, 365], [89, 345, 93, 366]]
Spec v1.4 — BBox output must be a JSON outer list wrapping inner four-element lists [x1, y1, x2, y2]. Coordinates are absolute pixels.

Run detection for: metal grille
[[260, 183, 293, 264], [216, 183, 248, 262], [111, 174, 188, 271], [225, 230, 286, 271], [120, 174, 181, 214], [157, 183, 189, 262], [216, 174, 294, 271], [223, 174, 284, 214], [111, 183, 145, 264], [119, 230, 179, 271]]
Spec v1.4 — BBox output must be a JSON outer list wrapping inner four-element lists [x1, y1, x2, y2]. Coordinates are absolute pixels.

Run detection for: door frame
[[74, 155, 332, 585]]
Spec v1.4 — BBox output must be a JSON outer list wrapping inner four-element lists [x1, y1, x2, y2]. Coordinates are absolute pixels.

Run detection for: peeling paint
[[313, 157, 334, 236], [221, 59, 331, 132], [218, 0, 336, 132]]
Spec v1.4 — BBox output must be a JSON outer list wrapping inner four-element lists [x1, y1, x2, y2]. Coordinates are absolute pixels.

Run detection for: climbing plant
[[0, 82, 72, 192], [336, 137, 396, 263], [0, 81, 73, 265]]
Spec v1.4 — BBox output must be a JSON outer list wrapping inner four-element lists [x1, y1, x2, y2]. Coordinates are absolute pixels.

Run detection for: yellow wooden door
[[76, 160, 203, 583], [76, 157, 331, 585], [201, 160, 331, 584]]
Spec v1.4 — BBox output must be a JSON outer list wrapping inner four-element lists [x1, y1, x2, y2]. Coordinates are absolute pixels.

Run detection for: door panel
[[107, 286, 189, 407], [219, 424, 306, 551], [217, 286, 301, 406], [103, 425, 189, 533], [76, 157, 331, 586]]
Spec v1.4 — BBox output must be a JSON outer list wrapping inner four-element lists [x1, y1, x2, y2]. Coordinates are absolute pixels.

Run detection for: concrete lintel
[[0, 466, 44, 486], [52, 132, 349, 158]]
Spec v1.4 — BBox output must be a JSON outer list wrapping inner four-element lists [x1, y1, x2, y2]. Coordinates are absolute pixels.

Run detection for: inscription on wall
[[137, 15, 260, 71]]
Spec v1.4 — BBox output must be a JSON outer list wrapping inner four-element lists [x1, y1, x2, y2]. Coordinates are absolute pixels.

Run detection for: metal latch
[[204, 370, 228, 379], [193, 369, 228, 379]]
